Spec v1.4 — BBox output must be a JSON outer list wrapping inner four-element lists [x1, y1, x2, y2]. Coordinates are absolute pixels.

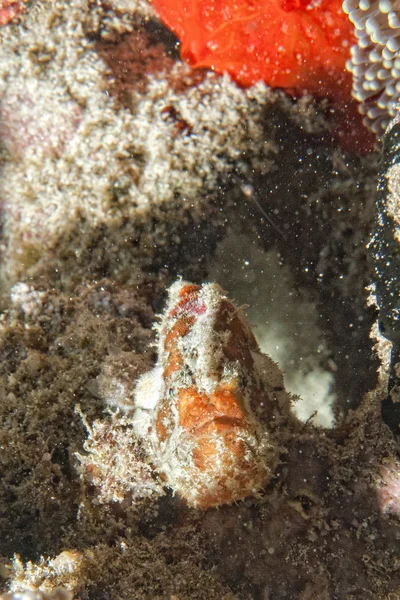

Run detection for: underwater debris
[[133, 280, 295, 508]]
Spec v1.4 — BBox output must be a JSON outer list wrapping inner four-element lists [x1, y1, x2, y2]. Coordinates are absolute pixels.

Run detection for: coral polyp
[[344, 0, 400, 136]]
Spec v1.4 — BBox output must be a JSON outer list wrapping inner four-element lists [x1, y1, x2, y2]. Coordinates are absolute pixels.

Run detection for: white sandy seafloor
[[210, 232, 336, 426], [1, 0, 400, 599]]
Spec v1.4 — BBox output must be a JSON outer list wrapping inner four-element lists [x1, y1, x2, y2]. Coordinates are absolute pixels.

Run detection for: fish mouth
[[190, 415, 248, 436]]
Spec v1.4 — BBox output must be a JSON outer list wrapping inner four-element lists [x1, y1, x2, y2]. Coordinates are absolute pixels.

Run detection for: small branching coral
[[133, 280, 296, 509]]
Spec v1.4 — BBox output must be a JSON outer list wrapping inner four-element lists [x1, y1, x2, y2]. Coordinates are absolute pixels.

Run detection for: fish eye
[[169, 388, 174, 398], [241, 376, 248, 388]]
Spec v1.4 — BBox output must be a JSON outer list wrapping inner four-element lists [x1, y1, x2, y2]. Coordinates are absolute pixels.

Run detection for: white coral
[[344, 0, 400, 136]]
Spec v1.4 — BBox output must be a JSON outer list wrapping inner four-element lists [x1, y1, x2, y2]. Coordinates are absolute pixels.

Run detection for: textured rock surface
[[0, 0, 280, 288]]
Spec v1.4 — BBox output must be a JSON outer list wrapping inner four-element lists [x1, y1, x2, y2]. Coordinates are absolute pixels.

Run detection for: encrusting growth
[[133, 280, 294, 508], [370, 110, 400, 429]]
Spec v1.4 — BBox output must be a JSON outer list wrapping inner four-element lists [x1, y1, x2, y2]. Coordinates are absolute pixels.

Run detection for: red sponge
[[151, 0, 355, 100]]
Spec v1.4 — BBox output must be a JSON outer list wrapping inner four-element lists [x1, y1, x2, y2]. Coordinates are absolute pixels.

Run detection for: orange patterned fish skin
[[133, 280, 292, 508], [0, 0, 24, 25], [150, 0, 355, 101]]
